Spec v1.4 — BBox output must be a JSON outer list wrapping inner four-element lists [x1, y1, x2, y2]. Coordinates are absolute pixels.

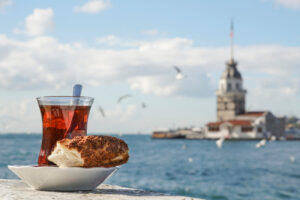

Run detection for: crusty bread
[[48, 136, 129, 168]]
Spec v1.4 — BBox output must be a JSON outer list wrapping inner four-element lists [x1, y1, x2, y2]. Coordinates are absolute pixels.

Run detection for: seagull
[[256, 139, 267, 148], [174, 66, 185, 80], [188, 158, 193, 163], [117, 94, 132, 103], [290, 156, 295, 163], [141, 102, 146, 108], [216, 136, 225, 149], [270, 136, 276, 141], [98, 106, 105, 118]]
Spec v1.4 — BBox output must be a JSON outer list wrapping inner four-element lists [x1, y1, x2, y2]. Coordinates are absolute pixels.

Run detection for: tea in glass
[[37, 96, 94, 166]]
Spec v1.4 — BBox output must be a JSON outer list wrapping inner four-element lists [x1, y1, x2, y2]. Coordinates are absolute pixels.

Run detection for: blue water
[[0, 134, 300, 200]]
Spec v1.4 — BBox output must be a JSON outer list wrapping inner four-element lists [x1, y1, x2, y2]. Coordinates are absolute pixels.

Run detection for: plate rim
[[8, 164, 120, 170]]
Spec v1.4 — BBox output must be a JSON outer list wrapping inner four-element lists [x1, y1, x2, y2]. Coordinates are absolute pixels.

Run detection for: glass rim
[[37, 96, 94, 100], [37, 96, 94, 105]]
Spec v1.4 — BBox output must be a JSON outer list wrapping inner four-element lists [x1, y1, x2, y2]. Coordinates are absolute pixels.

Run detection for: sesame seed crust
[[57, 135, 129, 168]]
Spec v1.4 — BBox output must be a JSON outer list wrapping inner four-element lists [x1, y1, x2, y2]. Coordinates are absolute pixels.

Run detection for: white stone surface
[[0, 179, 203, 200]]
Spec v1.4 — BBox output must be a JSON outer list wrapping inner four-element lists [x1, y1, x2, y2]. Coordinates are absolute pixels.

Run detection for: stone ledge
[[0, 179, 203, 200]]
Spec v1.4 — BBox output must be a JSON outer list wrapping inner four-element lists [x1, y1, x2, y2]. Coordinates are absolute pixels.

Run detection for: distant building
[[205, 22, 285, 140], [206, 111, 285, 139]]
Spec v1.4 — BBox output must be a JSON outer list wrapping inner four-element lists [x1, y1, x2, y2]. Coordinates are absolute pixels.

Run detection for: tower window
[[242, 127, 253, 132], [227, 83, 232, 91], [209, 127, 220, 132], [236, 83, 240, 89], [257, 127, 262, 132]]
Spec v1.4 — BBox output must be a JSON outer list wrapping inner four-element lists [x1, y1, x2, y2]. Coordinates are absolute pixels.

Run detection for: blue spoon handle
[[73, 84, 82, 97]]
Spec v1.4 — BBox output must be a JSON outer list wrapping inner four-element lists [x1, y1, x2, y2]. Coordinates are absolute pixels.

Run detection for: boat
[[152, 130, 185, 139]]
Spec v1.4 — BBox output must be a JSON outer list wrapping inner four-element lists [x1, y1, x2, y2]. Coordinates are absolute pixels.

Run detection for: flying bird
[[270, 136, 276, 141], [141, 102, 146, 108], [216, 136, 225, 149], [98, 106, 105, 118], [174, 66, 185, 80], [117, 94, 132, 103], [256, 139, 267, 148], [290, 156, 296, 163]]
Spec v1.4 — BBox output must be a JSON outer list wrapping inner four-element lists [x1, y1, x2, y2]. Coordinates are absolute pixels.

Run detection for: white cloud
[[95, 35, 145, 47], [265, 78, 299, 96], [130, 76, 177, 96], [272, 0, 300, 10], [129, 72, 213, 97], [74, 0, 111, 14], [106, 104, 139, 121], [96, 35, 121, 46], [0, 35, 217, 97], [14, 8, 54, 36], [0, 34, 300, 100], [143, 29, 159, 36], [0, 34, 300, 132], [0, 0, 12, 9], [92, 104, 139, 121], [247, 78, 300, 116], [0, 99, 39, 133]]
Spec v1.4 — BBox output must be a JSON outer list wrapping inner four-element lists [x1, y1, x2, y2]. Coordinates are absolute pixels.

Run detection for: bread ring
[[48, 136, 129, 168]]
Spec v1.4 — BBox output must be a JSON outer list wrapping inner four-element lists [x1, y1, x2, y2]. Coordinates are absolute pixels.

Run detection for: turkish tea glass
[[37, 96, 94, 166]]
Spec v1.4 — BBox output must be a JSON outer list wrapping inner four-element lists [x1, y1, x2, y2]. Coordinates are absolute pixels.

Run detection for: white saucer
[[8, 165, 118, 191]]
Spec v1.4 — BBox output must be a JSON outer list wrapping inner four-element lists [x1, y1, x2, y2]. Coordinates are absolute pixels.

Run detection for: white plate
[[8, 165, 118, 191]]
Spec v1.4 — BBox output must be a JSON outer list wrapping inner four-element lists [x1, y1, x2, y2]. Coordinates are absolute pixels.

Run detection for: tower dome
[[218, 58, 243, 93], [221, 58, 242, 80]]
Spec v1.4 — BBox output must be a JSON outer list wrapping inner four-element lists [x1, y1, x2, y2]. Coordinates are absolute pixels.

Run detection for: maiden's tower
[[205, 22, 285, 140]]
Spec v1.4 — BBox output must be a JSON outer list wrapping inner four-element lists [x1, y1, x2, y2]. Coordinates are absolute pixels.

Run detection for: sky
[[0, 0, 299, 134]]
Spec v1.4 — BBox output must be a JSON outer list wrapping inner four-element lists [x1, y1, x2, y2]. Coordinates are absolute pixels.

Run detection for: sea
[[0, 134, 300, 200]]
